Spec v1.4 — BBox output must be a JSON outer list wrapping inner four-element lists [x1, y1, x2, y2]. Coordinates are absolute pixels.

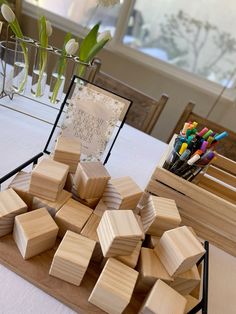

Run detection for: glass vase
[[13, 38, 32, 94], [0, 39, 30, 95], [49, 50, 69, 104], [31, 43, 52, 97], [73, 57, 98, 82]]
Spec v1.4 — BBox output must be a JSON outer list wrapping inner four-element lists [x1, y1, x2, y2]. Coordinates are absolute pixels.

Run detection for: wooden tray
[[0, 235, 142, 313]]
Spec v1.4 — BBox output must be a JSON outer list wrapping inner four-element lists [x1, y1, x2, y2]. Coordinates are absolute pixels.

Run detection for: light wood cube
[[154, 226, 205, 276], [169, 265, 200, 295], [49, 231, 95, 286], [0, 189, 27, 237], [32, 190, 72, 216], [135, 214, 145, 240], [8, 171, 33, 208], [89, 258, 138, 314], [55, 198, 92, 238], [184, 295, 199, 313], [116, 240, 142, 268], [73, 162, 110, 199], [102, 177, 143, 210], [72, 187, 100, 208], [97, 210, 143, 257], [80, 213, 103, 262], [53, 136, 81, 173], [64, 173, 74, 192], [139, 279, 187, 314], [136, 247, 173, 293], [13, 207, 58, 259], [140, 195, 181, 236], [29, 158, 69, 202], [94, 199, 108, 217]]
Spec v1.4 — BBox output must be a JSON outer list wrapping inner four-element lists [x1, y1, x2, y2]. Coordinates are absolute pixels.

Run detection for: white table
[[0, 95, 167, 313]]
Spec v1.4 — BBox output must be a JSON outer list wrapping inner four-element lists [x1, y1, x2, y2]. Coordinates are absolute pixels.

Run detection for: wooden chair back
[[94, 71, 168, 134], [169, 102, 236, 161]]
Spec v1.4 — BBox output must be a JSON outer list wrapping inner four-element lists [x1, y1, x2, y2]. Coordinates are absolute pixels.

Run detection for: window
[[24, 0, 123, 36], [124, 0, 236, 87], [23, 0, 236, 89]]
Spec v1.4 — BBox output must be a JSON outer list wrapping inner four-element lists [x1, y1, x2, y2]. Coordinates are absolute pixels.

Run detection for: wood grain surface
[[0, 235, 142, 313]]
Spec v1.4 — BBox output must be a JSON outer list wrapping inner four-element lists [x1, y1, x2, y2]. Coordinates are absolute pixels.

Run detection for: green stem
[[35, 48, 47, 97], [50, 73, 63, 104], [17, 42, 29, 93]]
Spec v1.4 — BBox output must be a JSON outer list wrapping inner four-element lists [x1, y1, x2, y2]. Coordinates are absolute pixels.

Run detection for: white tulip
[[46, 20, 53, 37], [97, 0, 120, 7], [97, 30, 112, 42], [1, 4, 15, 23], [65, 38, 79, 55]]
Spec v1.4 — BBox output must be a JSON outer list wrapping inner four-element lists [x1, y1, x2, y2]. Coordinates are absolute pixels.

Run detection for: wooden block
[[184, 295, 199, 313], [136, 247, 173, 293], [0, 189, 27, 237], [139, 279, 187, 314], [154, 226, 205, 276], [80, 213, 103, 263], [94, 199, 108, 217], [72, 187, 100, 209], [190, 263, 202, 299], [140, 195, 181, 236], [73, 162, 110, 199], [50, 231, 95, 286], [97, 210, 143, 257], [135, 192, 150, 214], [88, 257, 138, 314], [29, 158, 69, 202], [13, 207, 58, 259], [169, 265, 200, 295], [102, 176, 143, 210], [135, 214, 145, 240], [53, 136, 81, 173], [55, 198, 93, 238], [115, 240, 142, 268], [8, 171, 33, 208], [64, 173, 74, 192], [31, 190, 72, 216]]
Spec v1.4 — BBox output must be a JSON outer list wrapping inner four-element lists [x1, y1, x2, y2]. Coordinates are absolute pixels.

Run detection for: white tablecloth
[[0, 98, 167, 314]]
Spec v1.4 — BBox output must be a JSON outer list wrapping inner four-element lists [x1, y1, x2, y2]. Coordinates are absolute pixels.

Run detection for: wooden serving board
[[0, 235, 142, 313]]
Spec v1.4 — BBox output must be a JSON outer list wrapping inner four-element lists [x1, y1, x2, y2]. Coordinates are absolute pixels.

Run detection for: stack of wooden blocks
[[0, 135, 207, 314]]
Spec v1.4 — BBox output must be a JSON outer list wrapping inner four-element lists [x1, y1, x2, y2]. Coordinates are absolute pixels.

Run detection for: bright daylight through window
[[124, 0, 236, 87], [25, 0, 236, 87]]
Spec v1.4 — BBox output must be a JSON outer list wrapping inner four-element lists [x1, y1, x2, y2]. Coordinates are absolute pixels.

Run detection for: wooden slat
[[206, 165, 236, 188], [146, 179, 236, 243], [144, 94, 169, 134], [196, 175, 236, 204], [213, 153, 236, 176], [152, 167, 236, 219], [94, 72, 168, 134]]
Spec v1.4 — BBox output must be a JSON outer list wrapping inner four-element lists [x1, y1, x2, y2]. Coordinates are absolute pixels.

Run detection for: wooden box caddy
[[146, 135, 236, 256]]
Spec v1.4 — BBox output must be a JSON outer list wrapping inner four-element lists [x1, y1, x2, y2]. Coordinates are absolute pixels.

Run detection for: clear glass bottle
[[49, 50, 70, 104], [31, 43, 52, 97], [12, 37, 32, 94]]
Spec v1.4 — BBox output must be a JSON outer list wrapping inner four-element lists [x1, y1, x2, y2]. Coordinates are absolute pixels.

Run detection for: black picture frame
[[44, 75, 132, 164]]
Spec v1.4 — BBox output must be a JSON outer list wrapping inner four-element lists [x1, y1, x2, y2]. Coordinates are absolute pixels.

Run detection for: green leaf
[[39, 16, 47, 48], [84, 38, 109, 63], [79, 23, 100, 62]]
